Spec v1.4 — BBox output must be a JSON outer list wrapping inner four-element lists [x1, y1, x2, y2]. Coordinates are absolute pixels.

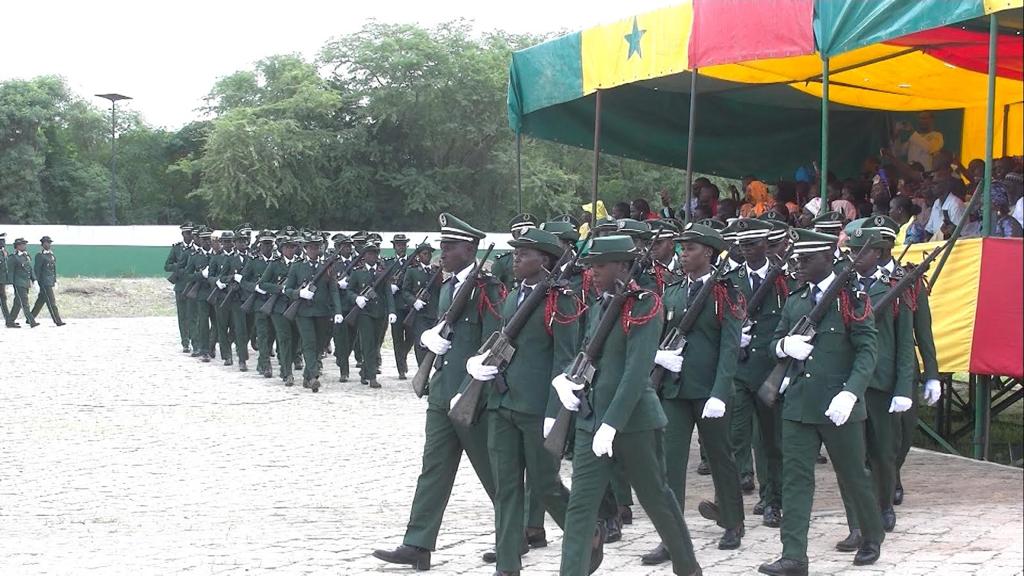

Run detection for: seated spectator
[[717, 198, 739, 221], [1006, 172, 1023, 227], [925, 153, 972, 239], [774, 181, 801, 221], [580, 200, 610, 237], [890, 196, 927, 246], [611, 201, 630, 220], [993, 197, 1023, 238], [630, 198, 659, 221], [740, 180, 772, 217]]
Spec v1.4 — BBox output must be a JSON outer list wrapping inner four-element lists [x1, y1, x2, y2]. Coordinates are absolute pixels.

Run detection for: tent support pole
[[516, 131, 523, 214], [591, 90, 603, 225], [819, 56, 830, 213], [684, 68, 699, 224], [982, 13, 997, 237]]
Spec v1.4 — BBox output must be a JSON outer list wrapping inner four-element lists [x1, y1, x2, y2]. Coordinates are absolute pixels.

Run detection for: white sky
[[2, 0, 669, 130]]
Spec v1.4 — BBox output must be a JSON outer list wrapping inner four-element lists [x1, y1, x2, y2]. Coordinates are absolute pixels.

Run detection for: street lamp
[[95, 93, 132, 225]]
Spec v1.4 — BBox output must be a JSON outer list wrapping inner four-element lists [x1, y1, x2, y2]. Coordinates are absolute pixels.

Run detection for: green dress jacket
[[257, 257, 295, 315], [8, 251, 35, 289], [346, 262, 397, 319], [861, 274, 915, 398], [402, 263, 441, 319], [240, 254, 275, 306], [284, 257, 342, 317], [33, 251, 57, 287], [727, 264, 789, 393]]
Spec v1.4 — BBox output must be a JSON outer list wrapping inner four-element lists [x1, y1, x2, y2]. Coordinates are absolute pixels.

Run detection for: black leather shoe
[[719, 526, 743, 550], [753, 499, 766, 515], [758, 558, 808, 576], [29, 321, 40, 327], [741, 472, 756, 493], [619, 505, 633, 525], [526, 527, 547, 548], [368, 379, 381, 389], [310, 378, 320, 393], [398, 372, 407, 380], [894, 482, 904, 506], [284, 375, 294, 387], [696, 460, 711, 475], [763, 505, 782, 528], [482, 539, 528, 563], [604, 515, 622, 543], [239, 361, 248, 372], [5, 323, 20, 328], [882, 506, 896, 532], [201, 354, 211, 363], [589, 522, 606, 575], [641, 543, 669, 566], [698, 500, 721, 524], [224, 358, 233, 366], [816, 452, 828, 464], [853, 541, 881, 566], [372, 544, 431, 570], [182, 346, 190, 353], [835, 529, 862, 552]]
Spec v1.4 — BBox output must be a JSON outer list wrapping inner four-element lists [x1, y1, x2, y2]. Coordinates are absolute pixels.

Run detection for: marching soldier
[[165, 223, 195, 350], [387, 234, 414, 379], [241, 230, 278, 378], [209, 231, 239, 366], [646, 219, 684, 294], [284, 235, 342, 392], [218, 231, 251, 372], [758, 229, 883, 576], [185, 228, 214, 361], [30, 236, 64, 326], [492, 213, 539, 291], [401, 242, 440, 367], [645, 223, 745, 565], [372, 213, 502, 570], [812, 211, 846, 262], [258, 235, 301, 386], [552, 234, 701, 576], [0, 232, 11, 326], [332, 234, 360, 382], [6, 238, 39, 328], [346, 241, 396, 388]]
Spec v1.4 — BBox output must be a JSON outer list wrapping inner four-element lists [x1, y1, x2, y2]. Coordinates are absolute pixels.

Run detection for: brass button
[[805, 373, 811, 378], [808, 355, 813, 361]]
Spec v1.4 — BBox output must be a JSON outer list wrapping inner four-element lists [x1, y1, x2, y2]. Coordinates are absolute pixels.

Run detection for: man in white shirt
[[891, 112, 944, 173]]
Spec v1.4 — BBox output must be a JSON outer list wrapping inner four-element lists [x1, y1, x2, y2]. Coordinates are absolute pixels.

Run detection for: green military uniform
[[240, 231, 277, 378], [258, 243, 299, 384], [401, 244, 440, 367], [0, 233, 11, 325], [386, 234, 414, 378], [284, 241, 342, 391], [346, 246, 396, 387], [559, 235, 699, 576], [5, 239, 38, 328], [185, 229, 214, 360], [331, 237, 360, 381], [762, 228, 884, 573], [30, 236, 64, 325], [215, 235, 250, 369], [490, 251, 515, 292], [208, 233, 236, 364], [467, 228, 579, 573], [165, 223, 196, 351]]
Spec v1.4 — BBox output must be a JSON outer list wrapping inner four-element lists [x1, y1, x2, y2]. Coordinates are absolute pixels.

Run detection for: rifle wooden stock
[[738, 252, 791, 361], [217, 284, 238, 310], [402, 266, 442, 329], [411, 244, 496, 398], [184, 280, 199, 300], [239, 289, 258, 313], [283, 254, 341, 321], [344, 258, 408, 327]]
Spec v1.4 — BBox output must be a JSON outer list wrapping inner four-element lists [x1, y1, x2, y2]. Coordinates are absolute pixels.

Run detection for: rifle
[[342, 257, 408, 327], [449, 242, 584, 427], [184, 277, 201, 300], [282, 253, 341, 321], [402, 265, 442, 329], [543, 236, 656, 457], [258, 276, 288, 315], [873, 244, 945, 312], [216, 254, 245, 310], [650, 256, 728, 391], [738, 249, 792, 361], [411, 243, 496, 398], [757, 241, 878, 407]]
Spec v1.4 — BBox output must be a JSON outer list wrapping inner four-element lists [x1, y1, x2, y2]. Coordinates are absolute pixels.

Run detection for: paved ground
[[1, 317, 1021, 576]]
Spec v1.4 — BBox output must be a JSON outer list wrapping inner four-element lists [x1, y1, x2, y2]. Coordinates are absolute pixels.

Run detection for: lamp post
[[95, 93, 132, 225]]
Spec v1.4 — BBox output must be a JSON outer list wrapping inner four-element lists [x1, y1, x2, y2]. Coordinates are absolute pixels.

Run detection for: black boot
[[589, 522, 606, 575], [525, 527, 547, 548], [371, 544, 431, 570], [853, 541, 881, 566], [718, 525, 744, 550], [882, 506, 896, 532], [763, 505, 782, 528], [603, 514, 621, 543], [698, 500, 721, 524], [758, 558, 808, 576], [641, 543, 670, 566], [835, 529, 862, 552], [482, 539, 528, 563]]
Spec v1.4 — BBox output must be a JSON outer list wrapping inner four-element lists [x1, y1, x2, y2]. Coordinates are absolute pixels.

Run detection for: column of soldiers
[[1, 233, 65, 328], [360, 209, 942, 576]]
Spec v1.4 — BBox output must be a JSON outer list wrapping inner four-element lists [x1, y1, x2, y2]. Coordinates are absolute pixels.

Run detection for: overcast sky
[[2, 0, 669, 130]]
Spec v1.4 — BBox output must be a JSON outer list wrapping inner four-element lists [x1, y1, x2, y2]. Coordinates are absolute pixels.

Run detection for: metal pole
[[973, 375, 991, 459], [683, 68, 699, 224], [110, 101, 117, 225], [590, 90, 603, 225], [819, 56, 830, 214], [516, 131, 523, 214], [982, 13, 997, 237]]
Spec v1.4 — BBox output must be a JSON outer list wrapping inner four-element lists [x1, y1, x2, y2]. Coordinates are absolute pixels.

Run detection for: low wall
[[1, 226, 513, 278]]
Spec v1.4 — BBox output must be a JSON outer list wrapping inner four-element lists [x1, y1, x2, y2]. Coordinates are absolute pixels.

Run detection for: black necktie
[[751, 273, 763, 293], [811, 286, 822, 304], [861, 276, 875, 292], [518, 285, 534, 308], [688, 280, 704, 302]]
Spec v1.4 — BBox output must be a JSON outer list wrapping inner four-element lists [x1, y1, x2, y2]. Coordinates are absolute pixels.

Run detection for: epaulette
[[792, 283, 811, 297], [892, 265, 906, 280], [173, 241, 183, 247], [664, 276, 687, 289], [495, 251, 512, 260]]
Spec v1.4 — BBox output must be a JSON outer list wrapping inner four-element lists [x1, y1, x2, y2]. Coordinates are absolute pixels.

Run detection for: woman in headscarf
[[740, 180, 773, 218]]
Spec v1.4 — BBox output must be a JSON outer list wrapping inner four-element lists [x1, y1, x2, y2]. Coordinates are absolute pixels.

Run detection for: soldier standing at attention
[[553, 235, 701, 576], [332, 234, 360, 382], [241, 230, 278, 378], [285, 236, 342, 393], [758, 229, 883, 576], [347, 241, 397, 388], [259, 235, 300, 386], [6, 238, 39, 328], [387, 233, 414, 379], [372, 213, 502, 571], [401, 242, 439, 367], [644, 223, 745, 566], [186, 228, 214, 362], [1, 232, 11, 326], [165, 223, 195, 350], [492, 214, 539, 291], [30, 236, 64, 326]]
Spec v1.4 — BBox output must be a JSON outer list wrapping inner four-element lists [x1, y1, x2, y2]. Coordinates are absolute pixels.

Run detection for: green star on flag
[[624, 16, 646, 59]]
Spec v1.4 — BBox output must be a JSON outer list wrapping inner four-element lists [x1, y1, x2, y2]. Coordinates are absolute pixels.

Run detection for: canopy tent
[[507, 0, 1024, 180]]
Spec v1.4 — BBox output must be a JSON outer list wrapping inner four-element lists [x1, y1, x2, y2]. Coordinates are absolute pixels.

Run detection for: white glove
[[390, 284, 399, 294], [355, 295, 367, 308], [255, 285, 267, 295], [740, 324, 752, 348], [233, 273, 242, 283], [333, 314, 344, 324], [889, 396, 913, 413], [337, 277, 349, 290], [825, 391, 858, 426], [592, 423, 616, 458], [216, 280, 227, 290], [449, 393, 461, 411], [420, 322, 452, 355], [413, 299, 426, 311], [701, 397, 726, 419], [201, 267, 209, 278], [654, 348, 684, 373], [552, 374, 583, 411], [923, 379, 942, 406], [388, 313, 397, 324], [543, 418, 556, 438], [299, 287, 315, 300], [780, 334, 814, 360], [466, 353, 498, 381]]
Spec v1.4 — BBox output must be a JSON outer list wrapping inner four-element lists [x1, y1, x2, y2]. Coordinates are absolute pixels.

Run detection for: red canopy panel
[[888, 27, 1024, 81], [971, 238, 1024, 378], [689, 0, 816, 68]]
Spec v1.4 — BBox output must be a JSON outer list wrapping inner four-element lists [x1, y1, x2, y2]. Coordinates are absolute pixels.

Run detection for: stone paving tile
[[0, 317, 1021, 576]]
